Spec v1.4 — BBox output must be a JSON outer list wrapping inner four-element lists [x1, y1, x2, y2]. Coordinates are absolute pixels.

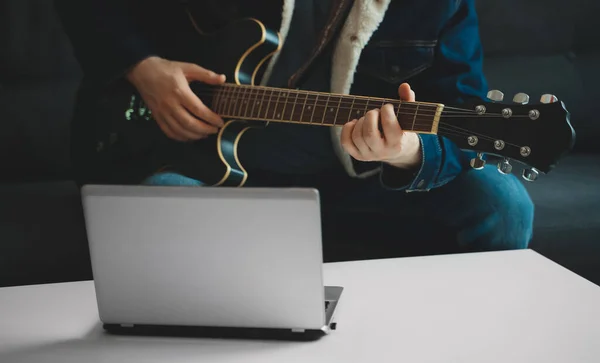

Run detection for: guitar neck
[[210, 83, 443, 134]]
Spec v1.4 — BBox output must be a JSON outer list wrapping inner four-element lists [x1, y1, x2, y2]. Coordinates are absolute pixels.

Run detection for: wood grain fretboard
[[210, 84, 442, 133]]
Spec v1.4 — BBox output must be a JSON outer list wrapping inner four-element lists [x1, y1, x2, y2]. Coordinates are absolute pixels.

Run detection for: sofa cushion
[[476, 0, 600, 152]]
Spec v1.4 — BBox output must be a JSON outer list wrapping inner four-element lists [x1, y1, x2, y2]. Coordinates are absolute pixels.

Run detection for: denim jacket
[[351, 0, 489, 192], [55, 0, 489, 189]]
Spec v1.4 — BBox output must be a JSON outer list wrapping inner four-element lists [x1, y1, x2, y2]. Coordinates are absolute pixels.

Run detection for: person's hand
[[126, 56, 226, 142], [340, 83, 422, 170]]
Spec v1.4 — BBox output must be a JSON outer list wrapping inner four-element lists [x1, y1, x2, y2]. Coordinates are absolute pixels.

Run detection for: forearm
[[379, 0, 488, 191]]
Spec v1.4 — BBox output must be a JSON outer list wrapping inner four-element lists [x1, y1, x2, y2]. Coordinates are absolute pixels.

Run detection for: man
[[55, 0, 534, 251]]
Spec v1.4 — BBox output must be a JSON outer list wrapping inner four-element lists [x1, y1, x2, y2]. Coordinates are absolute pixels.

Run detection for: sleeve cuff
[[379, 133, 442, 192]]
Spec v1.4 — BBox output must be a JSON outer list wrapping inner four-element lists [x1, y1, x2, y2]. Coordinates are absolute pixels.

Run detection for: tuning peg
[[522, 168, 540, 182], [512, 93, 530, 105], [497, 158, 513, 175], [540, 94, 558, 104], [470, 153, 486, 170], [487, 90, 504, 102]]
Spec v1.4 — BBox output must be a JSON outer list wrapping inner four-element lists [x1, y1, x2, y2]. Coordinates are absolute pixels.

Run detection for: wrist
[[126, 56, 162, 85], [385, 132, 422, 170]]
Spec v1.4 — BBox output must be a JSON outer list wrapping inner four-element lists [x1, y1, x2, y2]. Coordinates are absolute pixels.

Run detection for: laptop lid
[[81, 185, 327, 331]]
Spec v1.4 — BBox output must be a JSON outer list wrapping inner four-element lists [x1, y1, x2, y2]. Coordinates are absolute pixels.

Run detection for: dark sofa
[[1, 0, 599, 288]]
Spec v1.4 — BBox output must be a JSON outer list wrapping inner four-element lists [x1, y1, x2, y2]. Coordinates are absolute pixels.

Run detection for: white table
[[1, 249, 599, 363]]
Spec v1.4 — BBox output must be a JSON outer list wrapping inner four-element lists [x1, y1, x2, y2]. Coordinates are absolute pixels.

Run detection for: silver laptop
[[81, 184, 343, 341]]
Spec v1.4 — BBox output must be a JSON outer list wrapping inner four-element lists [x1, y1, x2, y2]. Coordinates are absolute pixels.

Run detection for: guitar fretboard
[[210, 84, 442, 133]]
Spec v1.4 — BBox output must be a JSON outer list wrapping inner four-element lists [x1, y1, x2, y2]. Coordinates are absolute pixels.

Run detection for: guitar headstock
[[438, 90, 575, 181]]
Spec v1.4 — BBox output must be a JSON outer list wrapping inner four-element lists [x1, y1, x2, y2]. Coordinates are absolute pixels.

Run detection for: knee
[[492, 175, 534, 249], [457, 166, 534, 251], [142, 172, 205, 186]]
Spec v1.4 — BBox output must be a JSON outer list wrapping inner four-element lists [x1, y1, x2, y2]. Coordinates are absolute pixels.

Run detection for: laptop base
[[103, 322, 335, 341], [103, 286, 343, 342]]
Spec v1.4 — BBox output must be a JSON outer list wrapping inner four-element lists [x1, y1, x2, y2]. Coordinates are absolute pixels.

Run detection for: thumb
[[180, 63, 226, 85], [398, 83, 415, 102]]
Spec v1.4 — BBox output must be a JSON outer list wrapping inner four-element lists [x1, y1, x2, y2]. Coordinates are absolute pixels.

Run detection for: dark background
[[1, 0, 599, 287]]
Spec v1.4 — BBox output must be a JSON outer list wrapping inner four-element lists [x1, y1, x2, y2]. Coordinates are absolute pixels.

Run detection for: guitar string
[[211, 84, 482, 113], [201, 93, 497, 116], [187, 87, 506, 115], [216, 84, 547, 114], [196, 92, 532, 118]]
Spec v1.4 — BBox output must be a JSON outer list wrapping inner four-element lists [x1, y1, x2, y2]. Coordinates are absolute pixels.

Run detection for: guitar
[[90, 17, 575, 187]]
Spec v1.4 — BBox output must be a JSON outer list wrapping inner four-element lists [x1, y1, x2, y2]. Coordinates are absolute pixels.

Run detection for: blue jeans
[[143, 164, 534, 252]]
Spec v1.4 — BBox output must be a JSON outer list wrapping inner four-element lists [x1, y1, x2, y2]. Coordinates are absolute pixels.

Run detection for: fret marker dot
[[282, 93, 286, 97], [277, 113, 281, 118], [256, 101, 260, 105], [329, 107, 334, 113], [308, 106, 312, 110], [356, 110, 361, 115]]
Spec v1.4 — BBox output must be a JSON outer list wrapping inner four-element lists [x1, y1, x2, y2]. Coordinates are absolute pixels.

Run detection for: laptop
[[81, 184, 343, 341]]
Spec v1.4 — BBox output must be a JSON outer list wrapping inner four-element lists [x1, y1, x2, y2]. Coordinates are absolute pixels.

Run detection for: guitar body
[[79, 18, 280, 186]]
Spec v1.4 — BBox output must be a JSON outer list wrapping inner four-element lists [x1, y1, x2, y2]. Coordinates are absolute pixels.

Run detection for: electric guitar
[[89, 17, 576, 187]]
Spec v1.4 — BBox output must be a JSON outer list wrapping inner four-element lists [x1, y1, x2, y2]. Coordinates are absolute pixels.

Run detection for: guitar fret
[[310, 94, 319, 123], [242, 87, 253, 118], [238, 87, 248, 117], [254, 88, 265, 119], [271, 90, 282, 120], [321, 95, 331, 124], [412, 103, 420, 130], [288, 91, 300, 123], [214, 87, 223, 115], [263, 89, 275, 120], [275, 90, 288, 121], [321, 95, 341, 126], [332, 96, 343, 125], [238, 87, 248, 118], [282, 90, 295, 121], [224, 86, 234, 116], [247, 87, 257, 118], [299, 92, 309, 123], [231, 86, 241, 117], [347, 96, 357, 123], [215, 86, 224, 115]]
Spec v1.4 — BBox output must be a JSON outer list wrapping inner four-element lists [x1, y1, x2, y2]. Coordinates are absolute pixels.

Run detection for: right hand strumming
[[126, 56, 226, 142]]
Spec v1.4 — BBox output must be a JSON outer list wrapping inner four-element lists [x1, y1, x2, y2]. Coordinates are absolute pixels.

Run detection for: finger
[[164, 112, 206, 141], [352, 116, 371, 157], [380, 103, 403, 146], [155, 113, 186, 142], [181, 87, 224, 127], [180, 63, 226, 85], [398, 83, 415, 102], [362, 108, 384, 153], [172, 106, 218, 138], [340, 120, 362, 159]]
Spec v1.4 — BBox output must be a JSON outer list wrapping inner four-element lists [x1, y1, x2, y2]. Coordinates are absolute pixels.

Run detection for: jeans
[[143, 164, 534, 252]]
